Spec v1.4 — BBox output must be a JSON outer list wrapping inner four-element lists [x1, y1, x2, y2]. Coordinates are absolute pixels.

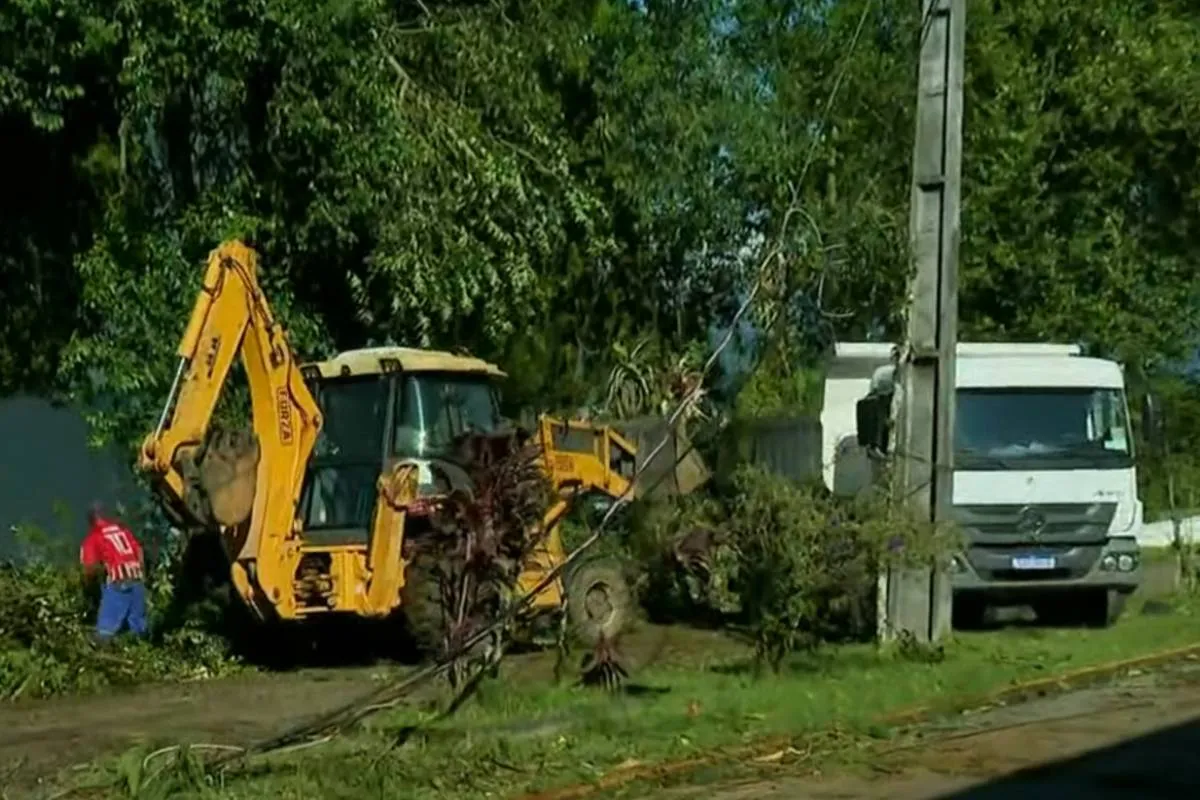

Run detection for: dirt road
[[0, 624, 733, 794], [0, 666, 390, 792], [672, 663, 1200, 799]]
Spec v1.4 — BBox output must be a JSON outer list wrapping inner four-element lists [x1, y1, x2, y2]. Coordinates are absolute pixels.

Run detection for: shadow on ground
[[935, 715, 1200, 799]]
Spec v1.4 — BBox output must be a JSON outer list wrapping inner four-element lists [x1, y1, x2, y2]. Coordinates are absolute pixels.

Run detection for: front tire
[[401, 550, 498, 685], [952, 593, 988, 630], [400, 550, 446, 655], [1087, 589, 1128, 628], [564, 558, 634, 647]]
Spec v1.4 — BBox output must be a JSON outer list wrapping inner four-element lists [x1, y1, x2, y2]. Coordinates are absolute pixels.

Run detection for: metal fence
[[715, 415, 823, 486]]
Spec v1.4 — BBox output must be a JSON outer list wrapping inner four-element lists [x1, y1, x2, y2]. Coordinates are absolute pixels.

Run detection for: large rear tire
[[400, 550, 498, 686], [400, 551, 447, 655]]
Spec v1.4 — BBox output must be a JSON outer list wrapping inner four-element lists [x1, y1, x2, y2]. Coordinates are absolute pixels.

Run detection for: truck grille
[[952, 503, 1116, 545], [964, 543, 1104, 582]]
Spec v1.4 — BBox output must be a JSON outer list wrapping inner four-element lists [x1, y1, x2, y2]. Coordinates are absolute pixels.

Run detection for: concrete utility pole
[[884, 0, 965, 643]]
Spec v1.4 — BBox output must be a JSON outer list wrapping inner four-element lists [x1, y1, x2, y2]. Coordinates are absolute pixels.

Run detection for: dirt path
[[0, 666, 393, 792], [671, 664, 1200, 799], [0, 624, 734, 794]]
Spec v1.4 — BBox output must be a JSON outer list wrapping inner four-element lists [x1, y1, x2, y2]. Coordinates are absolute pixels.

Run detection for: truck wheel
[[951, 593, 987, 630], [1086, 589, 1128, 628], [564, 558, 634, 647]]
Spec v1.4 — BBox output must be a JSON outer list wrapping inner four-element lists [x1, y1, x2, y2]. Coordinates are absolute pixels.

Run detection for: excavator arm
[[138, 240, 322, 618]]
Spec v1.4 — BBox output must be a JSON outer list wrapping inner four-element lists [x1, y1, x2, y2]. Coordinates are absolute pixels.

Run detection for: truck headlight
[[1101, 554, 1117, 571], [1117, 554, 1136, 572]]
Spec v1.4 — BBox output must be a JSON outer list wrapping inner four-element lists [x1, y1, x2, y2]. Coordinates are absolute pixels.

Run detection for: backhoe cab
[[291, 347, 635, 622], [291, 347, 511, 618], [297, 347, 509, 539], [139, 241, 639, 652]]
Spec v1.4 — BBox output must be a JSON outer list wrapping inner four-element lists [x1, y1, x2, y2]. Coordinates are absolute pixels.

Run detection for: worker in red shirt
[[80, 504, 148, 641]]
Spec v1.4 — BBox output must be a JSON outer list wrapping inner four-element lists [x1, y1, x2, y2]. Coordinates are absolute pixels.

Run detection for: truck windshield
[[955, 387, 1132, 471], [392, 373, 501, 459]]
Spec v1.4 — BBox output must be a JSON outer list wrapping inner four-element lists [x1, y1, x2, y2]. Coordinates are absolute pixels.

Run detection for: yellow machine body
[[139, 241, 637, 625]]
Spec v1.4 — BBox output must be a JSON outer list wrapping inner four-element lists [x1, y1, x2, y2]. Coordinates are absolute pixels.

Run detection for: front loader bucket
[[198, 427, 261, 527]]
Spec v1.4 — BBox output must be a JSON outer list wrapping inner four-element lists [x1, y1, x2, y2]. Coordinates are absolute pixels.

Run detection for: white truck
[[821, 342, 1149, 627]]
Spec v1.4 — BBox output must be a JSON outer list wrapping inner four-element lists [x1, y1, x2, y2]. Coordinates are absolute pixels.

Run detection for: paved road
[[667, 664, 1200, 799]]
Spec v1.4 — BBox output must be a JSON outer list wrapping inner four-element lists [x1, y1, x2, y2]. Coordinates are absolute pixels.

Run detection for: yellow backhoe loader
[[138, 240, 639, 659]]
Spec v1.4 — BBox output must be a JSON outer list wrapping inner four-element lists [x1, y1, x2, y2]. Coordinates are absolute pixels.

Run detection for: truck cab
[[823, 342, 1144, 627]]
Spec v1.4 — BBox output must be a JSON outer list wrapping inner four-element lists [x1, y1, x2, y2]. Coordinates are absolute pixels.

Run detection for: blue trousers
[[96, 581, 148, 639]]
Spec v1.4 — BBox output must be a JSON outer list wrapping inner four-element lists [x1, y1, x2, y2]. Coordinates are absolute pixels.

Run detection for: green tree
[[728, 0, 1200, 367], [3, 0, 764, 436], [4, 0, 1200, 450]]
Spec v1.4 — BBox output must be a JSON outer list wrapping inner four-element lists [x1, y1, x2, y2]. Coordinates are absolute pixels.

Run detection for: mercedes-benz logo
[[1016, 506, 1047, 538]]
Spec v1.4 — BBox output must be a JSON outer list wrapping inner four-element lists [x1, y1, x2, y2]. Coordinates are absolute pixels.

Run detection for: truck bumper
[[951, 536, 1141, 599]]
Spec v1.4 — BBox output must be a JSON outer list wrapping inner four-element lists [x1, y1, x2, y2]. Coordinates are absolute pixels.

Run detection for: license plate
[[1011, 556, 1056, 570]]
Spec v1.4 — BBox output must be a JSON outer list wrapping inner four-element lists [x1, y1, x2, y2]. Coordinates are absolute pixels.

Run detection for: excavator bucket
[[197, 427, 261, 528]]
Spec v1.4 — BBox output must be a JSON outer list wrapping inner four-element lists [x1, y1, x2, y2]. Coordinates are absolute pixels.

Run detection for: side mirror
[[1141, 393, 1166, 457], [856, 393, 891, 454]]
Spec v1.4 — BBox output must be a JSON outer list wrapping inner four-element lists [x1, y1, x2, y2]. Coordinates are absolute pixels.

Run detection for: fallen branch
[[142, 743, 245, 772]]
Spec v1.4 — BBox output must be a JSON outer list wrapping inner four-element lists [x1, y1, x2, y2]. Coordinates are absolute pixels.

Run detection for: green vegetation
[[4, 0, 1200, 794], [70, 594, 1200, 799], [619, 466, 958, 667], [3, 0, 1198, 445], [1137, 374, 1200, 519], [27, 464, 1200, 797], [0, 531, 238, 700]]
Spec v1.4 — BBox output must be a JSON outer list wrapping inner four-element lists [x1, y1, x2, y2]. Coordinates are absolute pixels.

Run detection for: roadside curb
[[879, 641, 1200, 727], [515, 641, 1200, 800]]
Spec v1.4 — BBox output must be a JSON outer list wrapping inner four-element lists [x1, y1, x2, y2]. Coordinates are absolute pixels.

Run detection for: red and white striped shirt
[[80, 517, 144, 583]]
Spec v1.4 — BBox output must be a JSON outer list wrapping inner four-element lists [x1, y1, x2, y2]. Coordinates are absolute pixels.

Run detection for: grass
[[77, 592, 1200, 800], [1141, 545, 1177, 564]]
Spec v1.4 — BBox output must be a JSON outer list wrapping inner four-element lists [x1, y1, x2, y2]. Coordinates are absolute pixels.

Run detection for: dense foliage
[[619, 464, 959, 668], [3, 0, 1197, 439], [1135, 374, 1200, 519]]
